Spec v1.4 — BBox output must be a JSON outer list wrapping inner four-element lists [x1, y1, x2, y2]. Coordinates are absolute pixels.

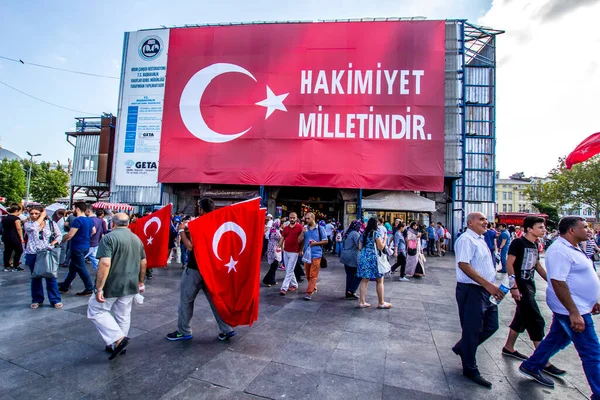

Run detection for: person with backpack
[[301, 213, 328, 301], [333, 226, 344, 256]]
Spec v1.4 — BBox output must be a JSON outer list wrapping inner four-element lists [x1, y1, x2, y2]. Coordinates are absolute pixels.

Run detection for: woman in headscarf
[[262, 219, 282, 287], [340, 220, 362, 299], [404, 221, 425, 277]]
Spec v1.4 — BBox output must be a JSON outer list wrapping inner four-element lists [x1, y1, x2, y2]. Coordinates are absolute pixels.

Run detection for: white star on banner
[[147, 237, 154, 245], [225, 256, 238, 273], [255, 86, 288, 120]]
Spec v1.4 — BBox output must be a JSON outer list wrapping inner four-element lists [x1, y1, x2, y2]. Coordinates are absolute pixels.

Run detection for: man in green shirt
[[87, 213, 147, 360]]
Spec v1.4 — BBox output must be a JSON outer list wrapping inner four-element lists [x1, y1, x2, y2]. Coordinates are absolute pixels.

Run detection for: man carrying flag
[[130, 205, 172, 280], [167, 198, 237, 341]]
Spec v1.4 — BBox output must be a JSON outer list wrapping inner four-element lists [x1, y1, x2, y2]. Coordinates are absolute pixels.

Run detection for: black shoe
[[345, 292, 359, 299], [109, 337, 130, 360], [464, 373, 492, 388], [58, 285, 69, 293], [76, 289, 94, 296], [218, 331, 236, 341], [519, 364, 554, 387], [14, 266, 24, 271], [543, 364, 566, 378], [105, 345, 127, 356], [452, 345, 462, 357], [166, 331, 193, 341], [297, 278, 305, 283], [502, 347, 529, 361]]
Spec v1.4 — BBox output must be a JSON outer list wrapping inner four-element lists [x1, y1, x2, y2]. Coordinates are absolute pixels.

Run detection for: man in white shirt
[[452, 212, 505, 388], [262, 214, 273, 257], [325, 219, 334, 253], [520, 216, 600, 396]]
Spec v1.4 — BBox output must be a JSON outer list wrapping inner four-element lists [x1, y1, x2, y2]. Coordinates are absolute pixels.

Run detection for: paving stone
[[0, 360, 42, 395], [191, 351, 269, 390], [325, 348, 386, 383], [160, 377, 261, 399], [383, 384, 451, 400], [384, 357, 451, 397], [273, 339, 335, 371]]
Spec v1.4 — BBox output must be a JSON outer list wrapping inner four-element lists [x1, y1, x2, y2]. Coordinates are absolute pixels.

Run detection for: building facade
[[495, 178, 534, 214]]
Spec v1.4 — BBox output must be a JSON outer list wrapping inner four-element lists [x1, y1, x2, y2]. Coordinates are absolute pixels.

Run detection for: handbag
[[32, 247, 61, 279], [275, 248, 282, 262], [375, 241, 391, 274]]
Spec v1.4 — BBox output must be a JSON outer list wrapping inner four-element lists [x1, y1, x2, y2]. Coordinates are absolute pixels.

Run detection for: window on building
[[503, 204, 507, 212], [508, 192, 512, 200], [508, 204, 513, 212], [502, 192, 507, 200], [81, 155, 98, 171]]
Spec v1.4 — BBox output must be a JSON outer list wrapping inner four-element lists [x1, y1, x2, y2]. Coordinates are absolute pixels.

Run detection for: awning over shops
[[92, 202, 134, 211], [362, 191, 436, 213]]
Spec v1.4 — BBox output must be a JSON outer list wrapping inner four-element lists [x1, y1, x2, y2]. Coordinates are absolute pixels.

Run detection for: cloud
[[54, 55, 67, 63], [537, 0, 600, 22], [479, 0, 600, 177]]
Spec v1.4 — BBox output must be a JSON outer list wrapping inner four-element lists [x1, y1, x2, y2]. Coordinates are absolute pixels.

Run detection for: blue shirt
[[426, 226, 435, 240], [498, 231, 511, 253], [483, 229, 497, 251], [303, 225, 327, 259], [70, 216, 94, 251]]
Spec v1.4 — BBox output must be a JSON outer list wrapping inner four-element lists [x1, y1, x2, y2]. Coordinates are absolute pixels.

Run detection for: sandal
[[377, 302, 392, 309], [30, 303, 41, 309], [53, 303, 63, 309], [357, 303, 371, 308]]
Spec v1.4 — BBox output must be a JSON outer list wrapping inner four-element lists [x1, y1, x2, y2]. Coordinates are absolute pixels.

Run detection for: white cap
[[266, 213, 273, 218]]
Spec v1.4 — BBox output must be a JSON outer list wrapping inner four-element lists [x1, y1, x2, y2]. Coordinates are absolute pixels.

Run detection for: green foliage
[[527, 156, 600, 220], [0, 159, 26, 203], [532, 202, 559, 230], [29, 163, 69, 205]]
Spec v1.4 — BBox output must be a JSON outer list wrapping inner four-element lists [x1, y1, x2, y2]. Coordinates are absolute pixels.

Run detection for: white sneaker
[[398, 277, 409, 282]]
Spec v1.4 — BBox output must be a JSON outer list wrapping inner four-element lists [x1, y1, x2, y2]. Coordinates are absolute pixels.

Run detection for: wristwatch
[[93, 288, 103, 294]]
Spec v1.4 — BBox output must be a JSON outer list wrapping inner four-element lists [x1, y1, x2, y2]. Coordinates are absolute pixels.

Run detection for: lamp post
[[25, 151, 41, 204]]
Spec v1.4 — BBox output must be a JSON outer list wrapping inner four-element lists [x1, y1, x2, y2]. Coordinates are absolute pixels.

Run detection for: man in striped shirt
[[452, 212, 505, 388]]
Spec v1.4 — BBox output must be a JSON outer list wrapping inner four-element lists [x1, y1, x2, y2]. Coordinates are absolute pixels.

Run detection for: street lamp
[[25, 151, 41, 204]]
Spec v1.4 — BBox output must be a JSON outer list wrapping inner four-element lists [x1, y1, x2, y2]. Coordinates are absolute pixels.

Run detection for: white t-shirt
[[545, 237, 600, 315], [377, 225, 387, 242], [325, 223, 334, 237], [264, 220, 273, 239]]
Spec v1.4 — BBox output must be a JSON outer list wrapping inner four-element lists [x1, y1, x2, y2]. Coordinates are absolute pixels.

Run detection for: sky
[[0, 0, 598, 178]]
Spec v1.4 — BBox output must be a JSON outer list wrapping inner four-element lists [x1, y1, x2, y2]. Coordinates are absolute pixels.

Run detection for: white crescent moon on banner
[[212, 222, 247, 261], [179, 63, 256, 143], [144, 217, 162, 237]]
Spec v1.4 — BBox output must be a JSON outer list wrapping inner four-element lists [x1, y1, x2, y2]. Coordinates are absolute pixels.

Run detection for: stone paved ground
[[0, 251, 595, 399]]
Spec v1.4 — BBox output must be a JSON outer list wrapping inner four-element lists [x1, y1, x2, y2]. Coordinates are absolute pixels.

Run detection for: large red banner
[[159, 21, 445, 191]]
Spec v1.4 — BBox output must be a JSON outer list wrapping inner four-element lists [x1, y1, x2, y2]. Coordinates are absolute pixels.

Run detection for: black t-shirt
[[508, 237, 539, 288], [182, 231, 198, 270], [1, 215, 21, 244]]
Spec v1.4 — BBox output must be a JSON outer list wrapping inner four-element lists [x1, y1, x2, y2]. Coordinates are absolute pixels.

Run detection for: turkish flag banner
[[565, 132, 600, 169], [187, 198, 264, 327], [159, 21, 445, 191], [131, 204, 172, 269]]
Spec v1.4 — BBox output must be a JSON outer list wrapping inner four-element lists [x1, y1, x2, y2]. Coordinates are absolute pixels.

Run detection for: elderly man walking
[[452, 212, 505, 388], [87, 213, 147, 360]]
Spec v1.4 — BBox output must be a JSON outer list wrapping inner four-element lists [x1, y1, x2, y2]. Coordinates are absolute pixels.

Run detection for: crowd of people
[[454, 213, 600, 399], [3, 201, 600, 398]]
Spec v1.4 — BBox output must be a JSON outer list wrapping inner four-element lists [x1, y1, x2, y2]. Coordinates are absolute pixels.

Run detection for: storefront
[[361, 191, 437, 226]]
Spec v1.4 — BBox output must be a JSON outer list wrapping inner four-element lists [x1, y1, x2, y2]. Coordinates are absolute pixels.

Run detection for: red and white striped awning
[[91, 202, 134, 211]]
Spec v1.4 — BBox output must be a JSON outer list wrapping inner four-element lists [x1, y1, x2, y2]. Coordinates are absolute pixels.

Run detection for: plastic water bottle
[[489, 275, 514, 305]]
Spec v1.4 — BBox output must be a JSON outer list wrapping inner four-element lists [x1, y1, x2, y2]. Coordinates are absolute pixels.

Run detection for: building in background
[[495, 174, 535, 214], [64, 19, 502, 234]]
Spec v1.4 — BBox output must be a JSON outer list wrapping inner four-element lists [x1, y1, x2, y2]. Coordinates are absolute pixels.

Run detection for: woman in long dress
[[262, 219, 282, 287], [356, 218, 392, 309], [405, 221, 425, 277]]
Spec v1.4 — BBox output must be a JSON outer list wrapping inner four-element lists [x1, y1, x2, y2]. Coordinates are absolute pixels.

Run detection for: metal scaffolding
[[453, 20, 504, 233]]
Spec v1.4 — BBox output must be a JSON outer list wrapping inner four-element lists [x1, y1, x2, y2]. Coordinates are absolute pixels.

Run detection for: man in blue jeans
[[59, 202, 96, 296], [520, 216, 600, 399]]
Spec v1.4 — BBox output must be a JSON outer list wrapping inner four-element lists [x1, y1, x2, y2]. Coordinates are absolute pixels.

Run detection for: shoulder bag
[[32, 247, 61, 279], [375, 237, 391, 274]]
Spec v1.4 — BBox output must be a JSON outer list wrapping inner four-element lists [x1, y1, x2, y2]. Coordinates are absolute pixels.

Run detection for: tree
[[30, 163, 69, 205], [523, 180, 560, 207], [532, 202, 560, 230], [534, 156, 600, 220], [0, 159, 26, 203]]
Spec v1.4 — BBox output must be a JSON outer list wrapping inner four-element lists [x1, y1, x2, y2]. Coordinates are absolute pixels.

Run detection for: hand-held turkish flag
[[565, 132, 600, 169], [187, 198, 264, 327], [131, 204, 172, 268]]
